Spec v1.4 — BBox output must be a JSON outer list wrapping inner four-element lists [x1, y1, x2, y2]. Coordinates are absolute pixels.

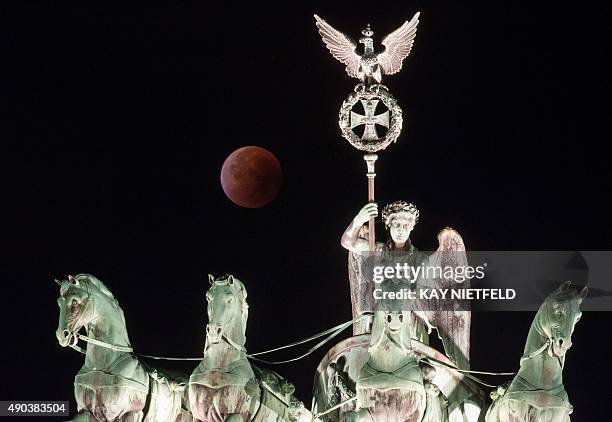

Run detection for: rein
[[68, 314, 369, 363], [420, 304, 552, 390], [519, 303, 564, 369], [64, 306, 518, 393], [71, 333, 134, 354], [421, 356, 514, 389], [519, 339, 551, 366], [225, 314, 368, 365]]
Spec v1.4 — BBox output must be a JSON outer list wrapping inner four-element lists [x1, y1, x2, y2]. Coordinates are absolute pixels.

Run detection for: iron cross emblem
[[350, 99, 390, 141]]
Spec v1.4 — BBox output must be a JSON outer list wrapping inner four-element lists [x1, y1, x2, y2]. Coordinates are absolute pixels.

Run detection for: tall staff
[[314, 13, 420, 250], [364, 154, 377, 251]]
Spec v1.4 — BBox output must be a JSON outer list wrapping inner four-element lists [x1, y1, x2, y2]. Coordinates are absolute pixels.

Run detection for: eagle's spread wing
[[377, 12, 420, 75], [314, 15, 360, 79]]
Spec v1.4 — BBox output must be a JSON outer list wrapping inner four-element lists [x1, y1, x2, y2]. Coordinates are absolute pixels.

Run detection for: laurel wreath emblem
[[338, 84, 403, 152]]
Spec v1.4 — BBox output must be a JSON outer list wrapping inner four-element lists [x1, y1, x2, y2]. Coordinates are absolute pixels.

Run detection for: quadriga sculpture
[[55, 274, 192, 422], [486, 282, 587, 422], [189, 275, 314, 422]]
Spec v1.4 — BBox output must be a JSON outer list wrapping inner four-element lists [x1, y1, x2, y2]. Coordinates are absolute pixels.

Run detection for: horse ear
[[54, 278, 62, 286], [68, 275, 79, 285], [228, 275, 234, 285], [208, 274, 215, 285], [578, 286, 588, 303]]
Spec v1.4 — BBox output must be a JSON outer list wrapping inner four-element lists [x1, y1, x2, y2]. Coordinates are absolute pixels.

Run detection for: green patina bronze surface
[[486, 282, 587, 422], [55, 274, 192, 422], [189, 274, 314, 422]]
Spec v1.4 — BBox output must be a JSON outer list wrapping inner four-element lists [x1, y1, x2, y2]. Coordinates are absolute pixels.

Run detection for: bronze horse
[[486, 282, 587, 422], [189, 275, 314, 422], [56, 274, 192, 422]]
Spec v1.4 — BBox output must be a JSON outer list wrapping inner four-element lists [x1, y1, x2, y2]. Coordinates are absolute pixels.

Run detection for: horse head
[[537, 281, 587, 359], [370, 282, 413, 354], [205, 274, 248, 350], [55, 274, 120, 348]]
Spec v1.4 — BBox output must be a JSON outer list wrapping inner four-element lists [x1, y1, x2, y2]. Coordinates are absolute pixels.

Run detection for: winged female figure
[[341, 200, 471, 370]]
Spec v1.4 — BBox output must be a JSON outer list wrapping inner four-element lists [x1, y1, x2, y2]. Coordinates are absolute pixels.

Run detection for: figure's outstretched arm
[[341, 203, 378, 253]]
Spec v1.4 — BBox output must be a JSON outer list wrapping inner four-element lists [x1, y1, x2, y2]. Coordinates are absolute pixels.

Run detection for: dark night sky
[[1, 1, 611, 420]]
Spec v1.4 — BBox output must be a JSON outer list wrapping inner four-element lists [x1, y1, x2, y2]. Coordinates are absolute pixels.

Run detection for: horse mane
[[77, 274, 120, 307], [544, 283, 581, 305], [212, 275, 248, 300]]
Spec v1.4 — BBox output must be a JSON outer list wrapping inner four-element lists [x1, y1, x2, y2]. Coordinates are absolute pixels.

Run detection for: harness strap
[[519, 339, 551, 366], [314, 396, 358, 419], [518, 305, 566, 367], [247, 315, 365, 365], [514, 375, 564, 395], [223, 334, 247, 353], [137, 353, 202, 361], [249, 314, 369, 357], [421, 356, 514, 389], [67, 314, 368, 363], [71, 344, 87, 354], [257, 379, 291, 408], [75, 333, 134, 353]]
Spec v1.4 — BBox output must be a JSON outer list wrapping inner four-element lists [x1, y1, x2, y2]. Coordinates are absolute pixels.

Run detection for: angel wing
[[314, 15, 361, 79], [422, 228, 471, 369], [377, 12, 420, 75]]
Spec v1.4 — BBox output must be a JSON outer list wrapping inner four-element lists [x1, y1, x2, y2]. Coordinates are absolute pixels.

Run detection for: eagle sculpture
[[314, 13, 420, 84]]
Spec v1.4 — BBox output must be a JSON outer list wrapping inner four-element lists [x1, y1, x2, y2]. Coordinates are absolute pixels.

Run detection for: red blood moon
[[220, 146, 282, 208]]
